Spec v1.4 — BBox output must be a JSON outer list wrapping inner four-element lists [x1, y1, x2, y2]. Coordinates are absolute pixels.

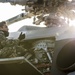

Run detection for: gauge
[[32, 38, 55, 63], [33, 39, 55, 51]]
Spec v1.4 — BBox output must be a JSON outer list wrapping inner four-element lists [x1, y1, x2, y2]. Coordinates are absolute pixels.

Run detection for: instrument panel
[[31, 37, 55, 73]]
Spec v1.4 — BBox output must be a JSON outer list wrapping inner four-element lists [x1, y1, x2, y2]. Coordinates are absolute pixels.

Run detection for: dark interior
[[51, 38, 75, 75], [0, 62, 42, 75]]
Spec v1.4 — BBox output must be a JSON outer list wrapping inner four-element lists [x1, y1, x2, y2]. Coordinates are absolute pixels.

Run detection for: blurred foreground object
[[0, 0, 75, 27]]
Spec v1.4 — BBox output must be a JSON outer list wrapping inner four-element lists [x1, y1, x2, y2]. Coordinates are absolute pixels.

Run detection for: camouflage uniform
[[0, 31, 26, 58]]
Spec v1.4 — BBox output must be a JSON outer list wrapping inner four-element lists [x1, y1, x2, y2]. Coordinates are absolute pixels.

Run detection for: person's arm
[[0, 31, 7, 41]]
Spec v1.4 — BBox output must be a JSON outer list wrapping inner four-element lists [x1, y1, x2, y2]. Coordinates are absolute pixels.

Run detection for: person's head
[[0, 21, 8, 32], [0, 21, 9, 37]]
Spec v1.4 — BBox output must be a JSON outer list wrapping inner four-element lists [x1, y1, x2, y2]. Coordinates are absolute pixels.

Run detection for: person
[[0, 21, 26, 58]]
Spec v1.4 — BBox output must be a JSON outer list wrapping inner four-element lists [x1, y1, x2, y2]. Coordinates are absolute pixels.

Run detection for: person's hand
[[18, 32, 25, 40]]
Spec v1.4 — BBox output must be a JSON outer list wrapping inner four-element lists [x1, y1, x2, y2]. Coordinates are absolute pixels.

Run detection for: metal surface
[[0, 57, 24, 64], [8, 25, 70, 40], [0, 57, 44, 75]]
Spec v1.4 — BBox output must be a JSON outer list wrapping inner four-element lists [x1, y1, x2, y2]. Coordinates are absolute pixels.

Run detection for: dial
[[33, 39, 55, 51]]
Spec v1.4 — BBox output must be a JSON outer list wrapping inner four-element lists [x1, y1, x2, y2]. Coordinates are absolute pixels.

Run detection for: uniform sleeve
[[0, 31, 26, 58], [0, 31, 6, 41]]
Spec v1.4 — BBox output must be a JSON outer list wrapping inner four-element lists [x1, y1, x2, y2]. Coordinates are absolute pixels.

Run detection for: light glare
[[69, 20, 75, 27], [68, 0, 72, 2]]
